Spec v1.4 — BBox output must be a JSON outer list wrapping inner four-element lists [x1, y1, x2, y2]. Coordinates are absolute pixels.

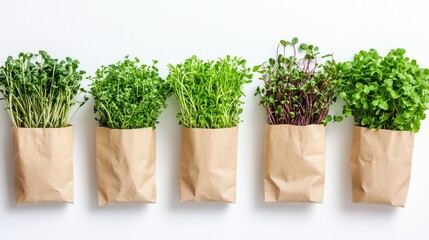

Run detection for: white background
[[1, 0, 429, 239]]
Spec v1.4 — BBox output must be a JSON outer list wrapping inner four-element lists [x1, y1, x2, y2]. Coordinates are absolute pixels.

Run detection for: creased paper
[[96, 127, 156, 205], [263, 124, 326, 203], [351, 126, 414, 207], [180, 127, 238, 202], [12, 126, 74, 204]]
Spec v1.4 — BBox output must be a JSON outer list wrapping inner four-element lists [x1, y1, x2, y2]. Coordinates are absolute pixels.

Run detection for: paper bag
[[351, 126, 414, 207], [180, 127, 238, 202], [263, 124, 326, 203], [96, 127, 156, 205], [12, 126, 74, 204]]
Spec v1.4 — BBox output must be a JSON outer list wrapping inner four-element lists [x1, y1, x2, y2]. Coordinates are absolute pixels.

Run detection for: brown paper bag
[[263, 124, 326, 203], [12, 126, 74, 204], [180, 127, 238, 202], [96, 127, 156, 205], [351, 126, 414, 207]]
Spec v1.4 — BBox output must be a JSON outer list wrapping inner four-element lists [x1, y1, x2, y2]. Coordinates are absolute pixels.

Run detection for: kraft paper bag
[[96, 127, 156, 205], [180, 127, 238, 202], [12, 126, 74, 204], [351, 126, 414, 207], [263, 124, 326, 203]]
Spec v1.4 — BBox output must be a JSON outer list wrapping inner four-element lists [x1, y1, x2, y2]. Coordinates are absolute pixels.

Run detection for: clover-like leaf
[[337, 48, 429, 132]]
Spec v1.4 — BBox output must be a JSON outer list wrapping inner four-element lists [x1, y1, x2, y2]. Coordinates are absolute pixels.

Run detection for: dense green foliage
[[167, 55, 252, 128], [337, 48, 429, 132], [255, 37, 340, 125], [90, 57, 169, 129], [0, 51, 86, 128]]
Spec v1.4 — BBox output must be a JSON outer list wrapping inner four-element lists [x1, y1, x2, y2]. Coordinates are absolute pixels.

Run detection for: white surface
[[1, 0, 429, 239]]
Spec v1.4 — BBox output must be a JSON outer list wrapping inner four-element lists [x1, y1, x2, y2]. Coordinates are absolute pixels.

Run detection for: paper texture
[[263, 124, 326, 203], [96, 127, 156, 205], [12, 126, 74, 204], [351, 126, 414, 207], [180, 127, 238, 202]]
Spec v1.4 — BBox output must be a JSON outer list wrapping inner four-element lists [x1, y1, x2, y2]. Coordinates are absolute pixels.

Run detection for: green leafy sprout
[[167, 55, 252, 128], [254, 37, 341, 126], [337, 48, 429, 133], [90, 56, 169, 129], [0, 50, 87, 128]]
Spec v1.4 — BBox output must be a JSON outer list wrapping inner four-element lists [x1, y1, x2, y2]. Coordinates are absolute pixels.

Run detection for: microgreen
[[337, 48, 429, 133], [90, 56, 169, 129], [167, 55, 252, 128], [0, 50, 87, 128], [254, 37, 340, 125]]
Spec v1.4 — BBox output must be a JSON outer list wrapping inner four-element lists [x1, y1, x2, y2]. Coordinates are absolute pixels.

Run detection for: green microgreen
[[0, 50, 87, 128], [254, 37, 340, 125], [167, 55, 252, 128], [90, 56, 169, 129]]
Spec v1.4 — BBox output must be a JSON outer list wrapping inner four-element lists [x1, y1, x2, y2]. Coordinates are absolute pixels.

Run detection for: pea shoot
[[167, 55, 252, 128]]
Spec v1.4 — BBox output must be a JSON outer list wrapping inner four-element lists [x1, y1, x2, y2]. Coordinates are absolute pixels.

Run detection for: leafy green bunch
[[90, 56, 169, 129], [0, 50, 86, 128], [167, 55, 252, 128], [254, 37, 340, 125], [337, 48, 429, 132]]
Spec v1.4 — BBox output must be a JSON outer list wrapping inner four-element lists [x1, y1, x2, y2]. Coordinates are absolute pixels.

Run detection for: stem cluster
[[167, 55, 252, 128], [0, 51, 86, 128], [255, 37, 340, 125]]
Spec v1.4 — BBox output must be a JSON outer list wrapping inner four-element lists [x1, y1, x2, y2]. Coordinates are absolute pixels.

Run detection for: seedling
[[255, 37, 340, 125], [167, 55, 252, 128]]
